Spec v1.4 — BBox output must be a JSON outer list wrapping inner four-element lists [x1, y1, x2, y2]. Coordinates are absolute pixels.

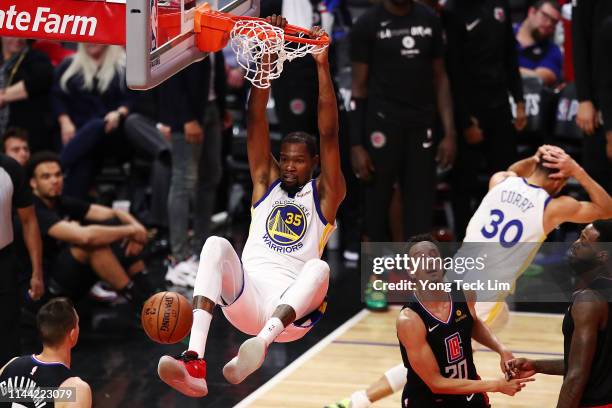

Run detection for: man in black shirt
[[350, 0, 456, 243], [602, 18, 612, 166], [509, 220, 612, 408], [443, 0, 526, 240], [0, 297, 92, 408], [573, 0, 612, 195], [0, 153, 43, 367], [27, 152, 153, 310]]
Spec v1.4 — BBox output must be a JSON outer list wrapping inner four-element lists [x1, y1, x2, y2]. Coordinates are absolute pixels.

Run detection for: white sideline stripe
[[105, 0, 126, 3], [233, 309, 371, 408]]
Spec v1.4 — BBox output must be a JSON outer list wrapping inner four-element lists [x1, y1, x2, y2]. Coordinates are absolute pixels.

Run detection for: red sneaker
[[158, 350, 208, 397]]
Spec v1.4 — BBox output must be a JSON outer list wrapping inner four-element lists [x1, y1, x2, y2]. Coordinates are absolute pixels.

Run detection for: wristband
[[349, 97, 367, 147]]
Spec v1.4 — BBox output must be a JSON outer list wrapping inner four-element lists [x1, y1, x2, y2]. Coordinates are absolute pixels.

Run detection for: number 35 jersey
[[241, 179, 336, 280], [458, 176, 551, 301]]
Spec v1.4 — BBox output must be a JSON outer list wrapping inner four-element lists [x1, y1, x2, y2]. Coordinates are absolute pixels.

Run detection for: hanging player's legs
[[223, 258, 330, 384], [158, 236, 244, 397]]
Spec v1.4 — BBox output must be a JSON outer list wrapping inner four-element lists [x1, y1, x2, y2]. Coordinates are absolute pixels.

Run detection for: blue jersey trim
[[31, 355, 69, 368], [522, 178, 544, 190], [253, 179, 281, 209], [311, 179, 329, 225], [544, 196, 553, 209], [220, 262, 245, 308]]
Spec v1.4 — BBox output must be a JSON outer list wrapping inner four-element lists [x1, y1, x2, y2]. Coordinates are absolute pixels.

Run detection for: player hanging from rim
[[157, 15, 346, 397], [328, 145, 612, 408], [397, 235, 533, 408], [508, 220, 612, 408]]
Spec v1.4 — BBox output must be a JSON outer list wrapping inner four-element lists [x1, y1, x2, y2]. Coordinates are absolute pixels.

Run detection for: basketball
[[141, 292, 193, 344]]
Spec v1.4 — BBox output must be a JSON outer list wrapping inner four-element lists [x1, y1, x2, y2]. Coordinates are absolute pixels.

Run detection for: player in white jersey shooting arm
[[328, 144, 612, 408], [157, 15, 346, 398]]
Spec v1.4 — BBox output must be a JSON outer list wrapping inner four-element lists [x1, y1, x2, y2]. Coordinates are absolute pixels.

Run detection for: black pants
[[272, 61, 318, 136], [0, 245, 21, 367], [583, 126, 612, 194], [363, 112, 436, 241], [451, 104, 517, 241]]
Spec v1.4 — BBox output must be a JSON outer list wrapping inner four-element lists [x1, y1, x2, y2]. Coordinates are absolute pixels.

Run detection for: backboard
[[126, 0, 259, 90]]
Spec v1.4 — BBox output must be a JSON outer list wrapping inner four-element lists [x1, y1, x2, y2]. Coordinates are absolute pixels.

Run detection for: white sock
[[384, 363, 408, 392], [256, 317, 285, 346], [350, 390, 371, 408], [188, 309, 213, 358]]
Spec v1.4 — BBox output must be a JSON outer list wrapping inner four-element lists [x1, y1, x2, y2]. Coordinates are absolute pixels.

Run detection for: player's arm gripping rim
[[464, 291, 514, 375], [396, 308, 533, 396], [508, 291, 605, 408], [313, 30, 346, 224], [246, 16, 283, 206]]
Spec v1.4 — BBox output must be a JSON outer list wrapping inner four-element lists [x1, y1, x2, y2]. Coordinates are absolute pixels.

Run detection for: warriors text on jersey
[[399, 289, 489, 407], [562, 276, 612, 407], [241, 179, 335, 280], [0, 355, 72, 408], [457, 177, 551, 301]]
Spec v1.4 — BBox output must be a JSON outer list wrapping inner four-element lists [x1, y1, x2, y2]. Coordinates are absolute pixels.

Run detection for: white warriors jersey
[[458, 176, 552, 300], [241, 179, 336, 280]]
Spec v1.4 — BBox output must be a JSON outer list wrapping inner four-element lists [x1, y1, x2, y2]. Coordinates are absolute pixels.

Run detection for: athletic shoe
[[364, 280, 388, 311], [89, 281, 118, 302], [158, 350, 208, 397], [325, 398, 351, 408], [165, 256, 199, 287], [223, 337, 267, 384]]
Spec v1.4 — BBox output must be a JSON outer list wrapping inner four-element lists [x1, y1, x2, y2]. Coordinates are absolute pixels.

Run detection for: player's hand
[[130, 224, 148, 245], [436, 133, 456, 169], [29, 275, 45, 301], [351, 145, 375, 181], [464, 117, 483, 144], [310, 26, 329, 64], [576, 101, 598, 135], [495, 377, 534, 396], [124, 240, 144, 257], [266, 14, 287, 29], [541, 149, 581, 179], [606, 131, 612, 161], [499, 348, 515, 377], [104, 110, 122, 133], [60, 118, 76, 146], [506, 358, 537, 379], [534, 144, 564, 162], [184, 120, 204, 144], [514, 101, 527, 131]]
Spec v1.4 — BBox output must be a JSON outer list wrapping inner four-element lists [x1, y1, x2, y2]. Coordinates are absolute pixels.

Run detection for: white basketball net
[[230, 19, 328, 89]]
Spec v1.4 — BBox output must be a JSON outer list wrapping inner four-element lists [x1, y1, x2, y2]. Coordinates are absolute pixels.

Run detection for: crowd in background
[[1, 0, 611, 365]]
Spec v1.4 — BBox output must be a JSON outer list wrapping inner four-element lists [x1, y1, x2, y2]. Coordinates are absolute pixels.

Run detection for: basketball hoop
[[194, 3, 330, 88]]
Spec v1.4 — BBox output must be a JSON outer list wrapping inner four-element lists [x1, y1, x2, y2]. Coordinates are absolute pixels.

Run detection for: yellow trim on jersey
[[484, 301, 505, 325], [318, 223, 335, 256]]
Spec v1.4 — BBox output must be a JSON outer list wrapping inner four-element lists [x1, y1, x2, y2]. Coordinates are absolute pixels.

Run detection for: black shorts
[[48, 247, 97, 300], [402, 392, 490, 408]]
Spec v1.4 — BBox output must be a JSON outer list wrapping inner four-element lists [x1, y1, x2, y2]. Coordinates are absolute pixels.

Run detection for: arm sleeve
[[599, 18, 612, 132], [350, 13, 373, 64], [3, 156, 32, 209], [19, 52, 54, 97], [503, 2, 524, 103], [538, 44, 563, 81], [60, 197, 91, 223], [51, 59, 72, 118], [572, 0, 594, 102], [442, 7, 471, 130]]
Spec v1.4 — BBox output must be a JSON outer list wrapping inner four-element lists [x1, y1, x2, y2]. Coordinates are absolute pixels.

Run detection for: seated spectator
[[27, 152, 153, 310], [52, 44, 131, 199], [2, 127, 30, 167], [514, 0, 563, 86], [0, 37, 54, 153], [124, 89, 171, 230]]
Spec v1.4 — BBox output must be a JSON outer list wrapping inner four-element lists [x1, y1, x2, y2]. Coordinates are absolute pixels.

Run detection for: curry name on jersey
[[457, 177, 551, 301], [241, 179, 335, 279]]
